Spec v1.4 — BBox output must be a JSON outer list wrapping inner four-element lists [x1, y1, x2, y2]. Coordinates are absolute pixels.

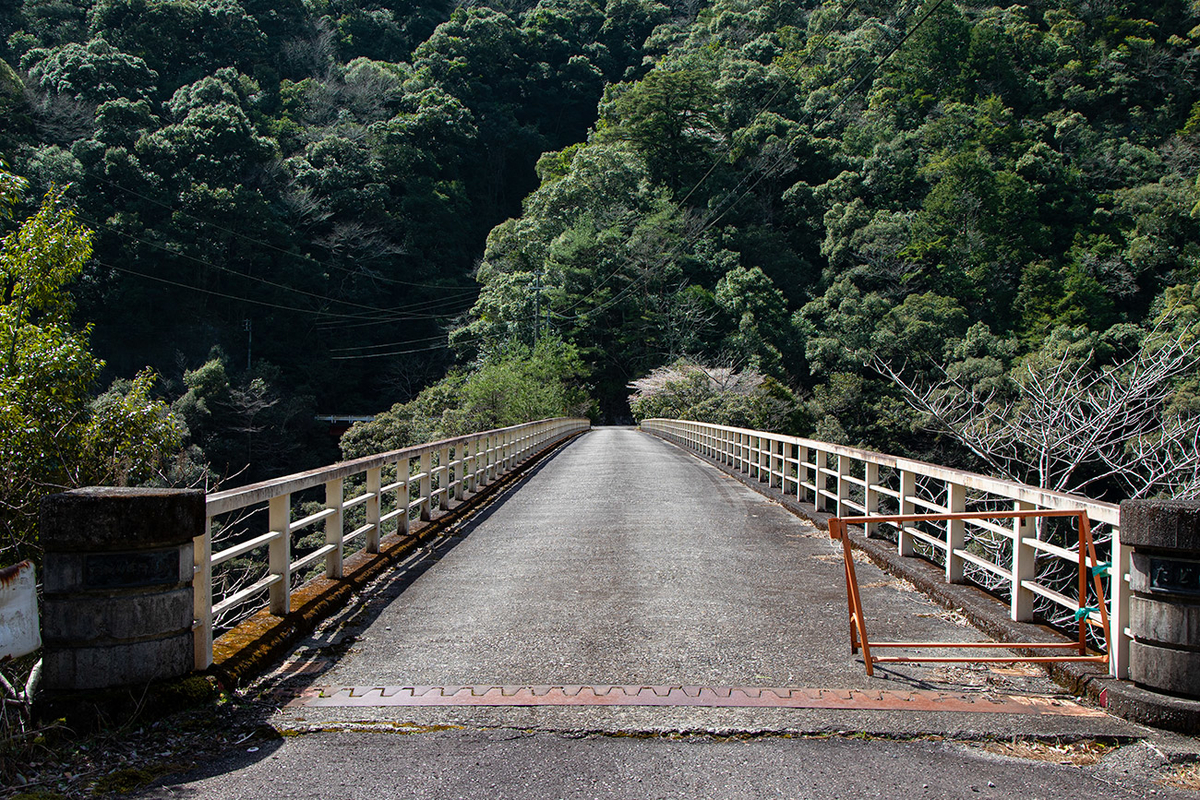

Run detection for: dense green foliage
[[0, 0, 665, 415], [454, 0, 1200, 497], [2, 0, 1199, 506], [340, 335, 590, 457], [0, 170, 186, 565]]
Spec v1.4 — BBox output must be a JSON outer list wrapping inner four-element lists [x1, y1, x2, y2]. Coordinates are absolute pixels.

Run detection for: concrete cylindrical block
[[1121, 499, 1200, 699], [40, 487, 204, 691]]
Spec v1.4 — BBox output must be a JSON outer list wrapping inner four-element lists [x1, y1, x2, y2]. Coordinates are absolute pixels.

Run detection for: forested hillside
[[2, 0, 1199, 554], [0, 0, 661, 432], [0, 0, 664, 564], [454, 0, 1200, 498]]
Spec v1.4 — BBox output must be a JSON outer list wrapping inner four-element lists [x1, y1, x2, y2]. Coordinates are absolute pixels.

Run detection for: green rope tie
[[1090, 561, 1111, 578], [1074, 605, 1099, 622]]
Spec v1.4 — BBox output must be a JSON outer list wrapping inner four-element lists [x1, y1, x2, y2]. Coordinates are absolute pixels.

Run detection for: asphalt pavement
[[142, 428, 1197, 798]]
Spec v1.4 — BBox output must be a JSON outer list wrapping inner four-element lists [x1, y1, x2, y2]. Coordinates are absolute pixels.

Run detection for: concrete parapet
[[1121, 500, 1200, 701], [1119, 500, 1200, 550], [663, 430, 1200, 733], [40, 487, 204, 691]]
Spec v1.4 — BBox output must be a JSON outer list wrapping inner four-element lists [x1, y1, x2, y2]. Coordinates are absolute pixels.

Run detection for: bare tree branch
[[876, 328, 1200, 500]]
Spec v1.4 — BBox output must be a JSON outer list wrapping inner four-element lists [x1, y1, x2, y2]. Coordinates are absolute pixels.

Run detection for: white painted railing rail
[[641, 418, 1129, 679], [194, 417, 590, 669]]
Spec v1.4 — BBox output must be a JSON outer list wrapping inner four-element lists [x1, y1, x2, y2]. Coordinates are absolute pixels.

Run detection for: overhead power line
[[85, 218, 478, 323], [89, 173, 466, 290], [545, 0, 936, 327]]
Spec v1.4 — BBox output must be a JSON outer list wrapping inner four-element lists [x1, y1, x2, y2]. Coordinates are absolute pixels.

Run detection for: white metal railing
[[194, 417, 590, 668], [641, 418, 1130, 679]]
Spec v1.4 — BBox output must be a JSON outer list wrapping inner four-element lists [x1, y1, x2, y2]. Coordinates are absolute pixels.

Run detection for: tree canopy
[[2, 0, 1198, 508]]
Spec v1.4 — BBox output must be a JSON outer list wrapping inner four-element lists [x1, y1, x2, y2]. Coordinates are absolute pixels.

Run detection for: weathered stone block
[[43, 545, 193, 594], [43, 588, 192, 644], [40, 487, 204, 552], [1129, 595, 1200, 648], [1130, 640, 1200, 698], [40, 487, 203, 692], [1120, 499, 1200, 550], [42, 633, 193, 691]]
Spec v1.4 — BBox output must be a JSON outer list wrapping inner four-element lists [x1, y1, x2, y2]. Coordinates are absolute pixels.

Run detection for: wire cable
[[99, 260, 474, 322], [557, 0, 941, 323], [88, 173, 469, 290], [546, 0, 904, 321], [84, 216, 477, 322]]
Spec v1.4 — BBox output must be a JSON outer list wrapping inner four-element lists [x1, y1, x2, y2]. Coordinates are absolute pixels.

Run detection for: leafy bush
[[341, 336, 592, 458], [0, 171, 189, 567]]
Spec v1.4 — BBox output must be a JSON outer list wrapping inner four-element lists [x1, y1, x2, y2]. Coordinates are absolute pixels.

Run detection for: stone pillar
[[40, 487, 204, 691], [1121, 499, 1200, 698]]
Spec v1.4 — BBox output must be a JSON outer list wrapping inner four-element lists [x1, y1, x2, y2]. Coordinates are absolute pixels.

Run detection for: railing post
[[1011, 500, 1036, 621], [420, 451, 433, 521], [268, 493, 292, 616], [769, 438, 781, 489], [836, 454, 850, 517], [325, 477, 344, 578], [465, 439, 477, 494], [439, 445, 451, 510], [194, 518, 213, 669], [454, 444, 465, 501], [1110, 529, 1130, 678], [483, 434, 494, 483], [365, 467, 381, 554], [797, 445, 809, 503], [399, 457, 411, 536], [897, 469, 916, 557], [864, 462, 880, 537], [813, 449, 828, 511], [946, 481, 966, 583], [783, 442, 795, 495]]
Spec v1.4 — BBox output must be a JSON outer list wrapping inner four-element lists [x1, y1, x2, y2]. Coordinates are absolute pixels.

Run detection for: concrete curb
[[645, 429, 1200, 735], [210, 431, 587, 687]]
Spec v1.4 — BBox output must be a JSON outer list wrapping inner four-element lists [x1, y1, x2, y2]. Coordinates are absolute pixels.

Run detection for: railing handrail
[[206, 418, 581, 516], [195, 417, 591, 669], [642, 419, 1119, 525], [641, 418, 1129, 680]]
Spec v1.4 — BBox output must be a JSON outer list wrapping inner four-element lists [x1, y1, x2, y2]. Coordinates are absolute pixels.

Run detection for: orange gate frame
[[828, 510, 1111, 677]]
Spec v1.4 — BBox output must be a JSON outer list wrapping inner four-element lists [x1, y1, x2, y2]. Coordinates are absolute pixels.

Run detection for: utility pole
[[244, 319, 252, 371], [533, 269, 541, 344]]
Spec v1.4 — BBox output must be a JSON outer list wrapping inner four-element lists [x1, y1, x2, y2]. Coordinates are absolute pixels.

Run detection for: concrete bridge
[[31, 420, 1200, 797]]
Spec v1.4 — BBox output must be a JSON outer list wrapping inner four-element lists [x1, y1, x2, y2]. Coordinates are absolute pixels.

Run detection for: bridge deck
[[265, 428, 1133, 737]]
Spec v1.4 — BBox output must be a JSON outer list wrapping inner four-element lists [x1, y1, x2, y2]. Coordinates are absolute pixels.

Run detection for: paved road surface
[[144, 428, 1195, 798], [148, 728, 1196, 800]]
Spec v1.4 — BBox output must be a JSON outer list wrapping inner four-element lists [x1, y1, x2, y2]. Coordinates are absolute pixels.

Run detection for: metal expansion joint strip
[[286, 684, 1105, 716]]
